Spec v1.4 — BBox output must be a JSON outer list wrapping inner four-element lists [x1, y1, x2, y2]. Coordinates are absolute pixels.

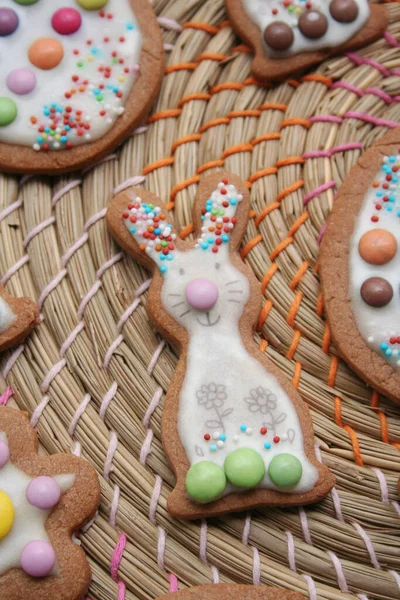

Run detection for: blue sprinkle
[[44, 127, 50, 133], [376, 191, 383, 197], [65, 125, 71, 131], [51, 102, 57, 108], [129, 227, 136, 233], [387, 206, 393, 212], [221, 234, 229, 242], [91, 48, 98, 55], [127, 23, 135, 30], [160, 266, 167, 274], [166, 254, 173, 261], [60, 136, 68, 143], [389, 156, 396, 162], [37, 137, 43, 143], [208, 237, 214, 244], [264, 442, 271, 450], [201, 242, 208, 250], [240, 424, 247, 432], [94, 89, 100, 95], [389, 195, 395, 202], [220, 434, 227, 441], [201, 215, 206, 220], [113, 86, 119, 93], [160, 254, 166, 261], [393, 176, 398, 183], [386, 348, 393, 356], [154, 228, 161, 235], [380, 343, 388, 350], [230, 198, 237, 205], [210, 444, 217, 452]]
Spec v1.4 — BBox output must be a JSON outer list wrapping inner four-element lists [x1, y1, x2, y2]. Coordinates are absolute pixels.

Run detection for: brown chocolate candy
[[330, 0, 359, 22], [298, 10, 328, 39], [264, 21, 294, 51], [360, 277, 393, 307]]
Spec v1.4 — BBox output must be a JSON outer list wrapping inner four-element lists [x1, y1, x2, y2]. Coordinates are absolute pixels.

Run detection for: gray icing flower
[[196, 383, 227, 410], [245, 386, 277, 414]]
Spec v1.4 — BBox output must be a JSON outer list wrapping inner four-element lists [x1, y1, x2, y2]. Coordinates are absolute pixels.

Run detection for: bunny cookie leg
[[0, 285, 39, 352], [107, 171, 335, 519]]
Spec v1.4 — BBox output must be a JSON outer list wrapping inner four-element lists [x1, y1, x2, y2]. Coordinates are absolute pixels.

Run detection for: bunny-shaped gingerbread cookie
[[107, 172, 334, 518], [0, 285, 39, 352]]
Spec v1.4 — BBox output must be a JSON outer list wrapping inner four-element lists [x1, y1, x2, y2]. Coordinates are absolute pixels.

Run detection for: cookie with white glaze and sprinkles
[[225, 0, 387, 81], [0, 0, 163, 174], [0, 406, 100, 600], [321, 128, 400, 405], [0, 284, 39, 352], [107, 172, 335, 519], [157, 585, 304, 600]]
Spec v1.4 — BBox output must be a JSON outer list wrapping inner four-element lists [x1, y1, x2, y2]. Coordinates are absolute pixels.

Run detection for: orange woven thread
[[335, 396, 364, 466], [249, 210, 256, 219], [178, 93, 211, 107], [199, 118, 230, 133], [240, 234, 263, 259], [287, 330, 301, 360], [257, 300, 273, 331], [165, 63, 197, 74], [292, 361, 302, 389], [287, 291, 303, 327], [260, 103, 287, 112], [259, 338, 268, 353], [371, 391, 390, 445], [179, 223, 195, 240], [316, 293, 324, 317], [219, 20, 232, 28], [290, 261, 309, 290], [142, 157, 174, 176], [328, 355, 338, 387], [276, 156, 305, 168], [171, 134, 202, 154], [281, 118, 311, 130], [243, 77, 273, 88], [288, 213, 309, 237], [169, 175, 200, 205], [323, 323, 331, 354], [197, 160, 225, 174], [287, 79, 300, 87], [276, 180, 304, 204], [269, 236, 293, 261], [210, 82, 244, 94], [301, 74, 332, 86], [249, 166, 277, 184], [222, 143, 253, 159], [251, 133, 281, 147], [197, 52, 228, 63], [255, 202, 280, 227], [261, 263, 279, 294], [182, 22, 219, 34], [148, 109, 182, 123], [228, 110, 261, 118], [232, 44, 252, 53]]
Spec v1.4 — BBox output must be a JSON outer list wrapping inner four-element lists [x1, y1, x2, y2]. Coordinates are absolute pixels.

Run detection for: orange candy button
[[28, 38, 64, 70], [358, 229, 397, 265]]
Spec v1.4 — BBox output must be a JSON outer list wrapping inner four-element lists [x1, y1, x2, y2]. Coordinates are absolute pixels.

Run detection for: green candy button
[[268, 453, 302, 489], [12, 0, 39, 5], [0, 98, 17, 127], [76, 0, 108, 9], [186, 461, 226, 503], [224, 448, 265, 488]]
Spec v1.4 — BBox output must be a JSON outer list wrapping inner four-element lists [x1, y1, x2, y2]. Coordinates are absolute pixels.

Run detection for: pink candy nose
[[185, 278, 218, 310]]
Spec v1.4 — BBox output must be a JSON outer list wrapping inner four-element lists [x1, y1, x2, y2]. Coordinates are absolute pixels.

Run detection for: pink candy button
[[185, 278, 219, 310], [7, 68, 37, 95], [0, 440, 9, 468], [51, 8, 82, 35], [26, 476, 61, 510], [20, 541, 56, 578]]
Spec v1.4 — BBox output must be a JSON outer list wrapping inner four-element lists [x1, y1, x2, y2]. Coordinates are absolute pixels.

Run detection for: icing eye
[[215, 262, 221, 270], [179, 268, 185, 276]]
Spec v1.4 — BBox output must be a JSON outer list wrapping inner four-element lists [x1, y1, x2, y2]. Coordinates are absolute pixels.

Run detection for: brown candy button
[[360, 277, 393, 307], [298, 10, 328, 39], [358, 229, 397, 265], [264, 21, 294, 51], [330, 0, 359, 22]]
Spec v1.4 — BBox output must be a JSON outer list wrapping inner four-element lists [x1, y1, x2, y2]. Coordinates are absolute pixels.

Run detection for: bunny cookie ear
[[106, 188, 179, 275], [192, 171, 251, 255]]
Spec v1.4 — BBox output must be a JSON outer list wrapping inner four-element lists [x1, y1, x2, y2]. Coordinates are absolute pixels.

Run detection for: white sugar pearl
[[33, 144, 40, 151], [213, 431, 221, 440], [367, 336, 374, 343], [233, 435, 239, 443], [281, 434, 288, 442], [246, 428, 253, 435], [217, 441, 224, 449]]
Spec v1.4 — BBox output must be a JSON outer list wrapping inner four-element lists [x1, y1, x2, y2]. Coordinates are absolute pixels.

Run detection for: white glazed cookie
[[0, 0, 163, 174]]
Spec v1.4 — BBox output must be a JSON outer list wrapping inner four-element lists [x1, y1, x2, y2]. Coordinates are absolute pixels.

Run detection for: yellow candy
[[77, 0, 108, 10], [87, 55, 94, 62], [0, 490, 14, 540], [118, 76, 125, 83]]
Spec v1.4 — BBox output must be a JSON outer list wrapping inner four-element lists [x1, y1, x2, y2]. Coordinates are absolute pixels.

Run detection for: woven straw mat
[[0, 1, 400, 599]]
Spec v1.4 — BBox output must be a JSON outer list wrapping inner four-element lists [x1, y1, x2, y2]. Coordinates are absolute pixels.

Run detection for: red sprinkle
[[371, 215, 379, 222], [204, 433, 211, 441], [273, 436, 280, 444], [260, 427, 267, 435]]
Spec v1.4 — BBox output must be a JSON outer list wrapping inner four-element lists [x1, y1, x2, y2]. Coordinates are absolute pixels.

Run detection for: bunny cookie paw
[[107, 171, 335, 519], [321, 128, 400, 405], [0, 285, 39, 352], [225, 0, 387, 81], [157, 585, 304, 600], [0, 406, 100, 600]]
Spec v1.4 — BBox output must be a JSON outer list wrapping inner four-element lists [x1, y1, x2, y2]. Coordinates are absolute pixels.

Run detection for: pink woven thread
[[147, 341, 166, 376], [157, 527, 167, 571], [298, 506, 312, 544], [133, 125, 149, 136], [30, 395, 51, 427], [23, 217, 56, 249], [150, 475, 163, 524], [164, 43, 174, 52], [384, 31, 400, 48], [109, 484, 120, 528], [40, 358, 66, 393], [315, 444, 345, 522], [84, 207, 107, 231], [62, 233, 89, 268], [357, 594, 369, 600], [302, 574, 318, 600], [135, 278, 152, 297], [97, 253, 124, 280], [0, 255, 30, 286], [242, 513, 251, 545], [391, 501, 400, 517], [157, 16, 182, 31], [2, 345, 24, 379], [143, 387, 163, 429], [344, 111, 398, 129], [389, 570, 400, 592], [68, 393, 91, 436], [303, 180, 336, 206], [331, 81, 363, 97], [0, 387, 13, 406], [38, 268, 67, 310], [303, 142, 363, 160], [365, 88, 395, 105], [78, 280, 102, 321], [352, 522, 381, 569], [113, 175, 146, 195], [81, 153, 117, 176], [309, 115, 343, 124], [372, 467, 389, 504], [285, 531, 296, 572], [103, 335, 124, 370], [317, 223, 327, 245], [169, 574, 179, 593], [72, 441, 81, 456], [104, 430, 118, 480], [200, 520, 220, 583], [252, 546, 261, 586], [0, 198, 23, 224], [327, 550, 349, 593], [117, 298, 141, 331], [100, 381, 119, 420], [111, 533, 127, 600], [345, 52, 391, 77], [60, 322, 85, 357], [139, 430, 154, 465], [52, 180, 82, 207]]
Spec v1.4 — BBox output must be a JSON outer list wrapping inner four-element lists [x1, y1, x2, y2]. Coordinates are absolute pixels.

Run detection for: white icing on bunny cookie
[[122, 180, 319, 503], [0, 298, 15, 334], [243, 0, 369, 57], [0, 433, 74, 578], [0, 0, 141, 152], [350, 153, 400, 372]]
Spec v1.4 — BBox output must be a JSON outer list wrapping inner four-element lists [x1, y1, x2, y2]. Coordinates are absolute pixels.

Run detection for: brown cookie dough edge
[[225, 1, 387, 81], [320, 127, 400, 405], [0, 0, 164, 175], [106, 172, 335, 520], [157, 584, 304, 600], [0, 285, 40, 352], [0, 406, 101, 600]]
